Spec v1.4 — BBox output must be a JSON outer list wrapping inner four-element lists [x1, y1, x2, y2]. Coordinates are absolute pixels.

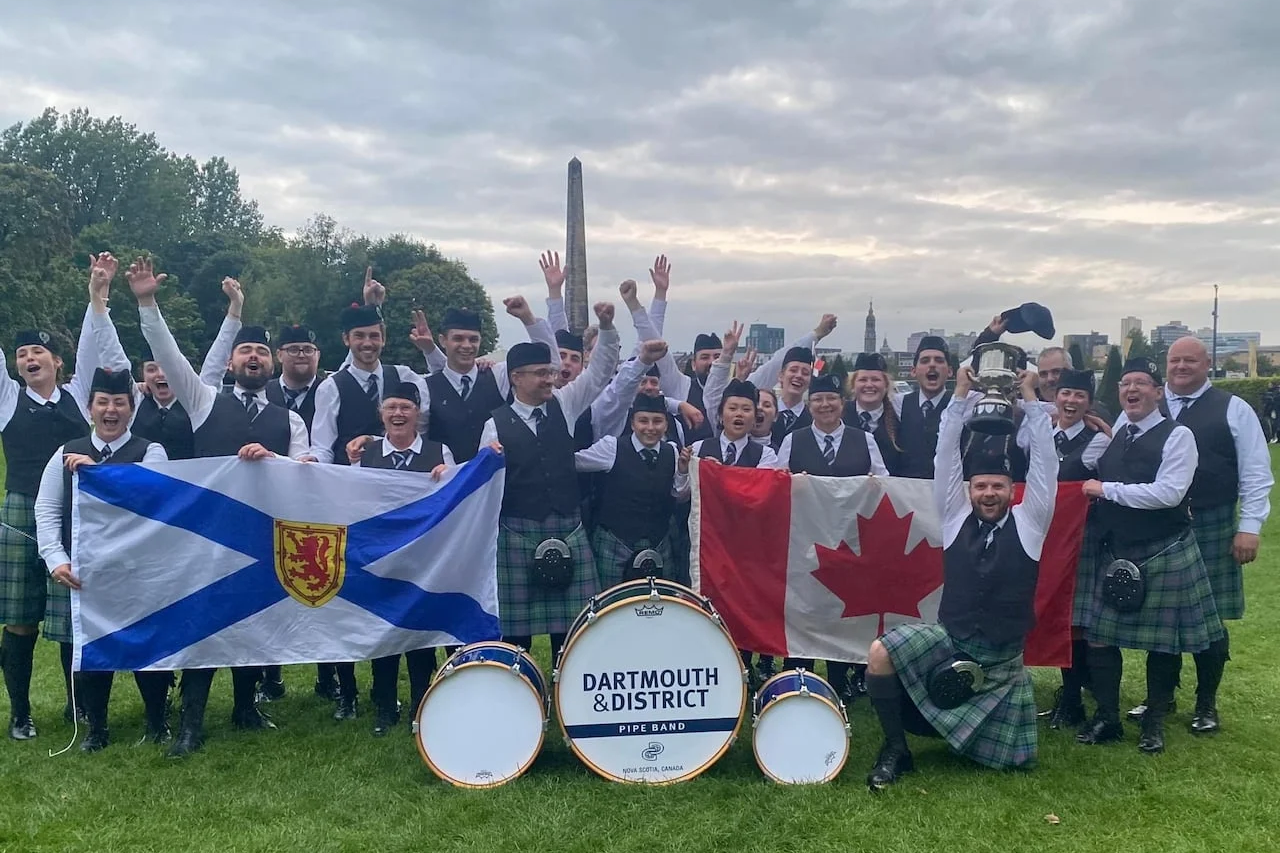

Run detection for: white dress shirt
[[688, 434, 780, 469], [574, 434, 690, 496], [1165, 381, 1273, 535], [935, 397, 1058, 559], [1099, 408, 1199, 510], [307, 362, 430, 463], [1053, 419, 1111, 472], [139, 305, 310, 459], [357, 435, 456, 468], [774, 421, 890, 475], [35, 431, 169, 571]]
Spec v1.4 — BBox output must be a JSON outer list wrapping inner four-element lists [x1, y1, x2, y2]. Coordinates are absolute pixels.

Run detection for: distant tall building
[[863, 301, 876, 354], [1121, 316, 1142, 343], [746, 323, 785, 355], [1064, 332, 1109, 363], [879, 337, 894, 357], [1194, 327, 1261, 354], [946, 331, 978, 361], [1151, 320, 1191, 348], [564, 157, 589, 334]]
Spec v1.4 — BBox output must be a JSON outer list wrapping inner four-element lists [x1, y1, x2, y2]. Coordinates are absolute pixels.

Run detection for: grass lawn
[[1, 452, 1278, 853]]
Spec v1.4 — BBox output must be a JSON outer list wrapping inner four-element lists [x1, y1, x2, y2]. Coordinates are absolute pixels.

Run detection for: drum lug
[[410, 720, 420, 734], [551, 668, 561, 683]]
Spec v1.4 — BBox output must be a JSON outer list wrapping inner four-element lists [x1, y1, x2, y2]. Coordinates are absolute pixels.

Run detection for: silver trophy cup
[[968, 342, 1025, 435]]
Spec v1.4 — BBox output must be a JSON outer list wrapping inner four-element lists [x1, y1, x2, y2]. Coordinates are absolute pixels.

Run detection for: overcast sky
[[3, 0, 1278, 353]]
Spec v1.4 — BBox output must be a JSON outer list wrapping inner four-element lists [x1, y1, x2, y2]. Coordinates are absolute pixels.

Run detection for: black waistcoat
[[1055, 425, 1098, 482], [788, 428, 871, 476], [193, 393, 292, 458], [359, 439, 446, 471], [698, 435, 764, 467], [493, 397, 580, 520], [330, 365, 399, 466], [131, 396, 195, 460], [684, 375, 714, 443], [1094, 417, 1189, 545], [938, 514, 1040, 647], [595, 440, 676, 545], [896, 390, 951, 479], [265, 377, 319, 436], [1165, 388, 1238, 510], [60, 435, 151, 551], [426, 369, 506, 462], [771, 406, 811, 451], [2, 390, 89, 497], [840, 403, 903, 474]]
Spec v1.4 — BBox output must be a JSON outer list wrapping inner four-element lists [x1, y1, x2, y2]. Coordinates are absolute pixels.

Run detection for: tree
[[1099, 346, 1122, 415], [1125, 329, 1154, 361], [1068, 343, 1088, 372], [380, 257, 497, 368], [824, 354, 850, 391]]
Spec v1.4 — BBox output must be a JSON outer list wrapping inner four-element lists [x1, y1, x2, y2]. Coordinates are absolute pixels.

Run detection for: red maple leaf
[[811, 494, 943, 636]]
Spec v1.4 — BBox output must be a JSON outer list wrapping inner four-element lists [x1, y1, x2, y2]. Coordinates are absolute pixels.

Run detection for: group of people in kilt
[[0, 251, 1269, 790]]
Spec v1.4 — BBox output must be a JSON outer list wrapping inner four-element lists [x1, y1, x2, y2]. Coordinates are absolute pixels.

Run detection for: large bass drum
[[413, 641, 548, 788], [553, 577, 747, 784]]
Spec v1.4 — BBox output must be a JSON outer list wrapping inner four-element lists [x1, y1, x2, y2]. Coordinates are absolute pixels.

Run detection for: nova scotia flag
[[70, 450, 505, 671]]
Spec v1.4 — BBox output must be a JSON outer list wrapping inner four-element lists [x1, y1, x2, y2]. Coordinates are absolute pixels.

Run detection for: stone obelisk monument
[[565, 157, 590, 334]]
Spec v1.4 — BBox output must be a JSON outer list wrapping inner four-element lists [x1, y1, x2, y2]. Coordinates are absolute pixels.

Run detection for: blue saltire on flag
[[70, 450, 505, 671]]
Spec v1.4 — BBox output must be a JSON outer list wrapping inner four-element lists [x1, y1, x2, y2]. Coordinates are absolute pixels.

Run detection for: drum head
[[754, 693, 849, 784], [416, 664, 545, 787], [556, 594, 746, 784]]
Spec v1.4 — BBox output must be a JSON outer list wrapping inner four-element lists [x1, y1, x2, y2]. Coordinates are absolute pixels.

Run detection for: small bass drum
[[414, 641, 548, 788], [554, 577, 747, 784], [752, 669, 850, 784]]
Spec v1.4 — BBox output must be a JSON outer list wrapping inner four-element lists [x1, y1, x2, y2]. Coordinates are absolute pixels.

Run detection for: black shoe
[[1048, 699, 1087, 730], [1076, 717, 1124, 745], [80, 726, 110, 753], [139, 720, 172, 746], [755, 659, 776, 682], [867, 742, 914, 791], [62, 702, 88, 724], [333, 695, 358, 721], [1190, 705, 1220, 735], [1138, 718, 1165, 754], [258, 677, 286, 703], [8, 714, 36, 740], [372, 705, 401, 737], [167, 726, 202, 758], [232, 705, 277, 731], [1126, 699, 1176, 722], [314, 677, 341, 701]]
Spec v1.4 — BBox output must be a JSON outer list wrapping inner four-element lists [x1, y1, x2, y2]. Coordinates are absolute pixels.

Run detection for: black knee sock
[[503, 635, 532, 651], [230, 666, 261, 711], [405, 648, 437, 715], [550, 633, 567, 666], [1193, 630, 1230, 708], [1145, 652, 1181, 724], [1060, 639, 1092, 706], [783, 657, 815, 672], [59, 641, 74, 707], [827, 661, 851, 694], [316, 662, 336, 684], [263, 665, 282, 683], [134, 670, 171, 727], [1, 629, 37, 719], [335, 662, 357, 699], [370, 655, 400, 711], [739, 649, 753, 669], [1087, 645, 1123, 723], [866, 673, 909, 750], [76, 671, 114, 727]]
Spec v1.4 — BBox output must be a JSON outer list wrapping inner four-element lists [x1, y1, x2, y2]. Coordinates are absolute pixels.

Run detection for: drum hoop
[[751, 691, 850, 785], [414, 659, 548, 789], [435, 641, 548, 695], [553, 594, 747, 785]]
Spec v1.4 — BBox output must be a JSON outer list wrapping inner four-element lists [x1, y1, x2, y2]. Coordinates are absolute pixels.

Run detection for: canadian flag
[[688, 461, 1088, 667]]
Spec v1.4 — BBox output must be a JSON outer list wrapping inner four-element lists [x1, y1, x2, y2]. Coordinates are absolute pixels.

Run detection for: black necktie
[[157, 407, 168, 425], [43, 401, 58, 412], [283, 386, 303, 411], [391, 450, 412, 470], [822, 434, 836, 465], [976, 520, 996, 551], [99, 443, 113, 462], [922, 399, 935, 418], [1176, 396, 1194, 421], [1054, 430, 1067, 450], [859, 411, 873, 433], [242, 392, 258, 419], [365, 374, 379, 403], [460, 375, 472, 401], [1124, 423, 1140, 448], [724, 441, 738, 465], [780, 410, 796, 430], [531, 407, 546, 435], [641, 448, 658, 468]]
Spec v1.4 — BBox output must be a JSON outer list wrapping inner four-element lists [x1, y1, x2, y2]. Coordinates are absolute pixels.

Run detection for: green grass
[[2, 455, 1279, 853]]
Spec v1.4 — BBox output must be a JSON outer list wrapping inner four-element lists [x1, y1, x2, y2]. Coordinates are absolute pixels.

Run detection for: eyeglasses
[[280, 346, 318, 357], [1118, 380, 1157, 390]]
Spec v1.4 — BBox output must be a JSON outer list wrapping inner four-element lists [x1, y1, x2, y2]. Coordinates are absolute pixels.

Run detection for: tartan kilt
[[882, 624, 1036, 770], [591, 526, 680, 589], [1083, 532, 1225, 655], [1192, 503, 1243, 620], [497, 512, 599, 637], [0, 493, 46, 626], [1071, 517, 1101, 628], [43, 578, 72, 643]]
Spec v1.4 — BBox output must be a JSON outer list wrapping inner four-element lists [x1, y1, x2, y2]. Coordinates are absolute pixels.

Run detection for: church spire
[[863, 299, 877, 354]]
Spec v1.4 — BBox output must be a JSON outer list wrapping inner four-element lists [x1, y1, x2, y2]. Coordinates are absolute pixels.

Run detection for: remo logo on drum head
[[554, 578, 747, 784]]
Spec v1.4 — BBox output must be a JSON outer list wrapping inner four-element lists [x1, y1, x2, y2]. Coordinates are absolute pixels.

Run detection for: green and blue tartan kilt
[[43, 578, 72, 644], [497, 512, 599, 637], [1083, 531, 1225, 655], [1192, 503, 1243, 620], [882, 623, 1036, 770], [1071, 518, 1101, 628], [591, 527, 681, 589], [0, 492, 46, 626]]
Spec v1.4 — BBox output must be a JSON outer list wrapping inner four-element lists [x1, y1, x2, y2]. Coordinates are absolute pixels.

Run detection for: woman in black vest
[[349, 381, 454, 736], [34, 368, 170, 751], [865, 365, 1055, 790], [0, 253, 125, 740], [842, 352, 904, 475]]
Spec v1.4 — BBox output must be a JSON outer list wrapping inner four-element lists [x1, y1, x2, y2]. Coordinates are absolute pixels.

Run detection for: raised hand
[[539, 251, 565, 295], [619, 279, 640, 310], [955, 365, 975, 397], [222, 277, 244, 318], [677, 444, 692, 474], [88, 252, 119, 300], [583, 326, 599, 353], [988, 314, 1007, 336], [649, 255, 670, 297], [814, 313, 838, 340], [638, 340, 668, 365], [125, 256, 167, 300], [678, 401, 704, 431], [593, 301, 615, 330], [409, 309, 437, 352], [735, 346, 757, 381], [476, 356, 496, 372], [363, 266, 386, 306], [721, 320, 744, 356], [503, 295, 535, 325]]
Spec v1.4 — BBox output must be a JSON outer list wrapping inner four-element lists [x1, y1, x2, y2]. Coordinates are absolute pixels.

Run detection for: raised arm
[[1011, 371, 1058, 560], [934, 366, 974, 541], [503, 295, 562, 373], [556, 302, 621, 423], [129, 257, 216, 426], [648, 255, 670, 337], [749, 314, 834, 391], [702, 321, 742, 431], [591, 340, 669, 438], [539, 251, 570, 333], [198, 277, 244, 387]]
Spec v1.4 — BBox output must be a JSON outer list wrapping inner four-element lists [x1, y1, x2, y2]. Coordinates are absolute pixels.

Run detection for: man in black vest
[[897, 336, 954, 478], [131, 256, 309, 756], [1122, 337, 1271, 733], [1041, 369, 1112, 730], [480, 301, 620, 665], [265, 324, 323, 434], [1077, 357, 1224, 754], [34, 368, 170, 751], [424, 307, 507, 463], [865, 365, 1054, 790], [349, 380, 455, 735], [1, 253, 124, 740]]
